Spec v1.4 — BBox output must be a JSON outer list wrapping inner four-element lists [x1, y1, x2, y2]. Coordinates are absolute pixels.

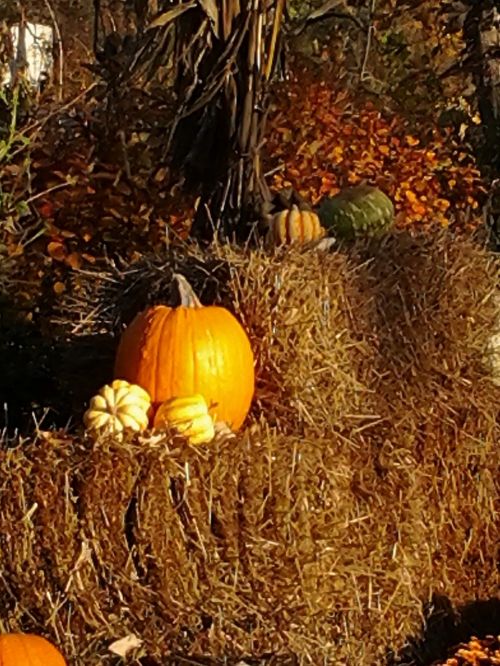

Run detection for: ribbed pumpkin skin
[[154, 394, 215, 444], [0, 634, 67, 666], [83, 379, 151, 434], [269, 205, 325, 245], [114, 304, 255, 430]]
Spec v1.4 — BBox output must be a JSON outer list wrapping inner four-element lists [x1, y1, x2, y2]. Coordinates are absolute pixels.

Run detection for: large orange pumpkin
[[0, 633, 66, 666], [114, 274, 255, 430]]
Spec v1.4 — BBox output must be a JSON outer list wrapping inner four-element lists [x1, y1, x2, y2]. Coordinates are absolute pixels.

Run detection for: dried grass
[[0, 232, 499, 665]]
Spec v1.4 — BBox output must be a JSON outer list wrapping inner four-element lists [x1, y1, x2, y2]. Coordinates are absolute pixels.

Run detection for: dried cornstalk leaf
[[199, 0, 219, 35], [222, 0, 240, 39], [146, 2, 197, 30], [265, 0, 285, 80]]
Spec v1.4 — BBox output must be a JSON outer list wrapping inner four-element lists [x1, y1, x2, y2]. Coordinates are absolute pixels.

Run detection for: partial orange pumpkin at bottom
[[0, 633, 67, 666]]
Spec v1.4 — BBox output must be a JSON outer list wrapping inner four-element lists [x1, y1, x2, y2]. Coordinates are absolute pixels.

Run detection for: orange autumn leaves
[[266, 79, 484, 231], [433, 635, 500, 666]]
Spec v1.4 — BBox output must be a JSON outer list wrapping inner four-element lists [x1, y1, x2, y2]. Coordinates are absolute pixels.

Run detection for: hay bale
[[484, 292, 500, 385], [0, 232, 498, 664], [55, 232, 499, 433]]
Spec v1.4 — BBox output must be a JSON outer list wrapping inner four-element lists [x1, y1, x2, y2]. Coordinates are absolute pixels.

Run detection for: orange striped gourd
[[268, 204, 325, 246]]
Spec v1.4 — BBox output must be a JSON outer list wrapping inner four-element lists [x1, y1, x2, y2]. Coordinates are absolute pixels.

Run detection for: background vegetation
[[0, 1, 499, 665]]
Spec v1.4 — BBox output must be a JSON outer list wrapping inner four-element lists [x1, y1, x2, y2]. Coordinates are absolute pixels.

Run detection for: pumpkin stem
[[173, 273, 202, 308]]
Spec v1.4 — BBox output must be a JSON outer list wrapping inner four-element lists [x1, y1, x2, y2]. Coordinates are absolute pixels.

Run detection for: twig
[[26, 181, 72, 204], [265, 0, 285, 81], [93, 0, 101, 54], [118, 129, 132, 180], [264, 163, 285, 178], [43, 0, 64, 101], [360, 0, 376, 82]]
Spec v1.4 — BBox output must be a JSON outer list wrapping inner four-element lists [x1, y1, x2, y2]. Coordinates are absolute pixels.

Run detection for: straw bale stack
[[0, 232, 498, 665]]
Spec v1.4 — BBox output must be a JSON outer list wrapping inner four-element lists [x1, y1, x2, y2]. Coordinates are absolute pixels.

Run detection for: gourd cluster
[[266, 185, 394, 247], [84, 186, 395, 444], [84, 273, 254, 445]]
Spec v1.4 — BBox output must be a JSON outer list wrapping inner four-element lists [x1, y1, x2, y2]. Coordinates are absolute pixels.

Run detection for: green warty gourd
[[318, 185, 395, 241]]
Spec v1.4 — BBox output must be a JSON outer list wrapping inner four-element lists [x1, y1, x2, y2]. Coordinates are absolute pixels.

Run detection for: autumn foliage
[[433, 635, 500, 666], [266, 72, 485, 231]]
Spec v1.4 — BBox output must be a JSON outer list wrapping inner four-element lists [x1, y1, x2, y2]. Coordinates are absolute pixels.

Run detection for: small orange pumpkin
[[268, 204, 325, 246], [114, 274, 255, 430], [0, 633, 66, 666]]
